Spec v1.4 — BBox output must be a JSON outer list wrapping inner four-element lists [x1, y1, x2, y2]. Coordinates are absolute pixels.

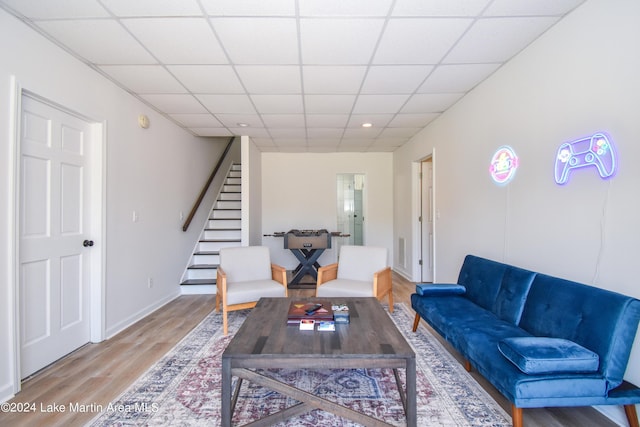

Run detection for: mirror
[[336, 174, 364, 246]]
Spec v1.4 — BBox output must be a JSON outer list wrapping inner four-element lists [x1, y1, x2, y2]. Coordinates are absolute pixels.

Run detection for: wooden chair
[[216, 246, 287, 335], [315, 245, 393, 312]]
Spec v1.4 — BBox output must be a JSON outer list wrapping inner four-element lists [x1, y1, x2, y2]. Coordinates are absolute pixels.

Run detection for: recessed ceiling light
[[362, 123, 373, 128], [237, 122, 249, 127]]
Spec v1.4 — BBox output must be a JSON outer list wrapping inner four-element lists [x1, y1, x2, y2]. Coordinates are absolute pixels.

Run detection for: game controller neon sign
[[554, 132, 617, 185], [489, 146, 519, 185]]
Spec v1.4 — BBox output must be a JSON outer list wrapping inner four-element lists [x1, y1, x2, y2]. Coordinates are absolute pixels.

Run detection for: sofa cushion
[[498, 337, 599, 375], [492, 266, 536, 324], [416, 283, 466, 296]]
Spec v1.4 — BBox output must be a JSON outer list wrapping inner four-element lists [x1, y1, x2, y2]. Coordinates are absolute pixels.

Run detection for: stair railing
[[182, 136, 236, 232]]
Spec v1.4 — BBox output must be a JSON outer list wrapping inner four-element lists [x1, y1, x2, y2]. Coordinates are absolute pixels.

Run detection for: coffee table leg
[[406, 358, 417, 427], [221, 357, 232, 427]]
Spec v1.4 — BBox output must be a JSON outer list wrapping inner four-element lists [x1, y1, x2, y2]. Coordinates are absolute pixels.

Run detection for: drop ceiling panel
[[141, 94, 208, 114], [99, 65, 185, 93], [361, 65, 434, 94], [419, 64, 500, 93], [214, 114, 262, 128], [36, 20, 156, 64], [299, 0, 393, 16], [305, 114, 349, 128], [212, 18, 299, 64], [402, 93, 464, 113], [201, 0, 296, 17], [352, 94, 411, 114], [167, 65, 245, 93], [236, 66, 302, 94], [197, 94, 256, 114], [373, 18, 473, 64], [251, 95, 304, 114], [0, 0, 108, 19], [169, 114, 223, 128], [302, 66, 367, 94], [300, 18, 385, 65], [444, 17, 560, 64], [101, 0, 203, 17], [262, 114, 306, 128], [485, 0, 585, 16], [123, 18, 228, 64], [305, 95, 356, 114], [392, 0, 491, 16]]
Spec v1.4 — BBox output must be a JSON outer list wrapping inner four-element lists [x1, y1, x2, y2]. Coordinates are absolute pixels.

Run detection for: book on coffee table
[[287, 300, 334, 324]]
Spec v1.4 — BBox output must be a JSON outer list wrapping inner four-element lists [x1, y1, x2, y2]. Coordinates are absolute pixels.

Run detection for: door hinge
[[418, 259, 423, 265]]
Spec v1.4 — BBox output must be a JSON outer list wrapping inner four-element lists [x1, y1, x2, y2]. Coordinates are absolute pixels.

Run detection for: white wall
[[242, 136, 264, 246], [0, 10, 226, 401], [394, 0, 640, 403], [261, 152, 393, 269]]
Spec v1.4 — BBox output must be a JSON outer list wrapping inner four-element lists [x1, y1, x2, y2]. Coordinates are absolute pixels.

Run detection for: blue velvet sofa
[[410, 254, 640, 427]]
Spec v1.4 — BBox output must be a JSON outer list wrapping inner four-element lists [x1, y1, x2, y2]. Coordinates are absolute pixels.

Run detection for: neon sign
[[554, 132, 617, 184], [489, 146, 519, 185]]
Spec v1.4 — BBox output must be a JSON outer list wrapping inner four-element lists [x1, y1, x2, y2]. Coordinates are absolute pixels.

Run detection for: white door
[[19, 95, 93, 378], [420, 159, 434, 282]]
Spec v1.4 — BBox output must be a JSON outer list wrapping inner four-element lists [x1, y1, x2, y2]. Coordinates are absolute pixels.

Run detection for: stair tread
[[181, 279, 216, 285], [188, 264, 219, 269], [199, 238, 241, 242], [205, 228, 241, 231], [194, 251, 220, 255]]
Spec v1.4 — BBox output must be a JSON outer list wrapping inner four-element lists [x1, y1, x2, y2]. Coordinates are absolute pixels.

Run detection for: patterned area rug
[[89, 303, 511, 426]]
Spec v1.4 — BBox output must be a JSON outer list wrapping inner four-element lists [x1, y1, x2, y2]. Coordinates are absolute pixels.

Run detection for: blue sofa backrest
[[459, 255, 536, 324], [520, 274, 640, 391]]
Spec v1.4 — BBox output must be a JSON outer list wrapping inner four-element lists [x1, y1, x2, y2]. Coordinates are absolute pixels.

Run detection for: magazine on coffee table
[[287, 300, 334, 324]]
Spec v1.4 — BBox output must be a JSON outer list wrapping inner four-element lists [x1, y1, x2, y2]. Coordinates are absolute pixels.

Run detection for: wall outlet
[[147, 277, 153, 288]]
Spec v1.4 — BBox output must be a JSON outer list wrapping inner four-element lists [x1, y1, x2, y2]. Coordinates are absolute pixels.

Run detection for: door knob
[[83, 240, 94, 247]]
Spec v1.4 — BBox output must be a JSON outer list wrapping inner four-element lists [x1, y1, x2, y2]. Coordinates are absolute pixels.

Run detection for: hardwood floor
[[0, 273, 618, 426]]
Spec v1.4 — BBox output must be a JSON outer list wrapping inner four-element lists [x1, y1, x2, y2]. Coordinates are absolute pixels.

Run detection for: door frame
[[8, 79, 106, 393], [412, 149, 437, 282]]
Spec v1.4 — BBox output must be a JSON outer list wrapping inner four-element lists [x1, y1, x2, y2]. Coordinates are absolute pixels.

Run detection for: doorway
[[15, 92, 103, 379], [336, 173, 365, 249], [420, 158, 434, 282]]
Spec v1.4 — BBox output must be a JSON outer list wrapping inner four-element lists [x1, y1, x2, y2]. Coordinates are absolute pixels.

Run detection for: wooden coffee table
[[221, 297, 416, 427]]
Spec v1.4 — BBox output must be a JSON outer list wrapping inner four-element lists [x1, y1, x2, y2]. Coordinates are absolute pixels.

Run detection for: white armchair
[[215, 246, 288, 335], [315, 245, 393, 312]]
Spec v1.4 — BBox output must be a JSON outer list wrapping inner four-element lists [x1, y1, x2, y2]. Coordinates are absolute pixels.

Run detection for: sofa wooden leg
[[511, 405, 523, 427], [625, 404, 639, 427], [464, 360, 471, 372], [412, 313, 420, 332]]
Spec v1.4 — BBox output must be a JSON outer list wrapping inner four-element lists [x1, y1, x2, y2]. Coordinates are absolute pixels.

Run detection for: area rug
[[89, 303, 511, 426]]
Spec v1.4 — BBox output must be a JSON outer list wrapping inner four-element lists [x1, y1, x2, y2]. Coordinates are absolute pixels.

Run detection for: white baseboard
[[105, 291, 180, 339]]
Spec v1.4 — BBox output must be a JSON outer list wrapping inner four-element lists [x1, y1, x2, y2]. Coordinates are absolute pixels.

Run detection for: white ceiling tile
[[305, 114, 349, 128], [250, 138, 276, 147], [444, 17, 559, 63], [347, 114, 394, 128], [236, 66, 301, 94], [361, 65, 433, 94], [140, 94, 207, 113], [0, 0, 109, 19], [270, 128, 307, 138], [300, 18, 385, 65], [123, 18, 227, 64], [299, 0, 393, 16], [197, 94, 256, 113], [212, 18, 299, 64], [261, 114, 306, 128], [372, 137, 408, 146], [101, 0, 202, 17], [484, 0, 585, 17], [303, 66, 367, 94], [169, 114, 223, 127], [251, 95, 303, 114], [307, 128, 344, 138], [99, 65, 185, 93], [402, 93, 463, 113], [392, 0, 491, 16], [36, 20, 156, 64], [378, 127, 421, 138], [352, 94, 411, 114], [339, 138, 372, 146], [305, 95, 356, 114], [374, 18, 472, 64], [342, 127, 383, 139], [388, 113, 439, 128], [167, 65, 244, 93], [306, 139, 341, 146], [214, 114, 262, 128], [201, 0, 296, 16], [190, 127, 233, 137], [418, 64, 500, 93]]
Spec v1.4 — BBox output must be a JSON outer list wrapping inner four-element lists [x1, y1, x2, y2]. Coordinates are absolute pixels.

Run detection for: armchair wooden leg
[[412, 313, 421, 332], [625, 404, 639, 427], [388, 291, 394, 313], [511, 405, 523, 427], [223, 310, 228, 336]]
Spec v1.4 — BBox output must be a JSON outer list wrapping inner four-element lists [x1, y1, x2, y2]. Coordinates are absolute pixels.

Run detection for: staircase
[[180, 163, 242, 294]]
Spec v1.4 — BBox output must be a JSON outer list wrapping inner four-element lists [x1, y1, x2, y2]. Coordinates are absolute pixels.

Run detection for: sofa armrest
[[271, 263, 288, 296], [416, 283, 466, 296], [316, 263, 338, 287]]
